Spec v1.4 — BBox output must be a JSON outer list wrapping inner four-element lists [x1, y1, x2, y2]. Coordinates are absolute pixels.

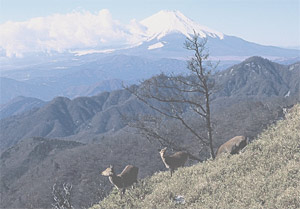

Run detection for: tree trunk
[[205, 91, 215, 159]]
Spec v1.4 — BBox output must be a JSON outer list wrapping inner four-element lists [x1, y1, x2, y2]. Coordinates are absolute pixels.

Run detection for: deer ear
[[158, 147, 167, 152], [109, 165, 113, 168]]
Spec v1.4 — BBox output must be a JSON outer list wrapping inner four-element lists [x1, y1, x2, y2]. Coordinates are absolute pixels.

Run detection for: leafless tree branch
[[124, 31, 218, 159], [52, 183, 73, 209]]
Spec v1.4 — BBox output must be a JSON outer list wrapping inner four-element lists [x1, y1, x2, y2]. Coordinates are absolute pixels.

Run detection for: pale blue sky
[[0, 0, 299, 48]]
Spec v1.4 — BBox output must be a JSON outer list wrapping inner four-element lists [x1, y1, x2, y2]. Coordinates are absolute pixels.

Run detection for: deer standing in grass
[[101, 165, 138, 197], [216, 136, 248, 157], [159, 147, 200, 177]]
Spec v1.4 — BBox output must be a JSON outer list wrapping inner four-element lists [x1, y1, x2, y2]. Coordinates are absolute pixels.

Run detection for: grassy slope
[[91, 104, 300, 209]]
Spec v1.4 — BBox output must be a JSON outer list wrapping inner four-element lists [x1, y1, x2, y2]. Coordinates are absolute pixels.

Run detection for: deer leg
[[132, 181, 138, 189], [119, 189, 123, 199]]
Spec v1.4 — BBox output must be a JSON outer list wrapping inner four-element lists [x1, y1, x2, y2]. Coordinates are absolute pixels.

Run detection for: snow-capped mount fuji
[[122, 10, 299, 61], [123, 10, 226, 57], [140, 10, 224, 41]]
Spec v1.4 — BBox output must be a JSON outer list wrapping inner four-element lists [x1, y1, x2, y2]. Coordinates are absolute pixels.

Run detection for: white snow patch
[[285, 90, 290, 97], [148, 42, 164, 50], [289, 66, 295, 71], [72, 49, 115, 56], [54, 66, 67, 69]]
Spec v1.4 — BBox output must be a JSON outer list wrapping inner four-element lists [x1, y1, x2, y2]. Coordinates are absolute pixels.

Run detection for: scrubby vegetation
[[91, 104, 300, 209]]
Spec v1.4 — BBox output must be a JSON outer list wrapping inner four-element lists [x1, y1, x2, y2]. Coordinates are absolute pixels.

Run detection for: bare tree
[[126, 32, 217, 159], [52, 183, 73, 209]]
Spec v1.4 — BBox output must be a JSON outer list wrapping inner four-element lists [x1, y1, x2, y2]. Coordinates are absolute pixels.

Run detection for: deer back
[[216, 136, 247, 157], [119, 165, 139, 187], [165, 151, 189, 168]]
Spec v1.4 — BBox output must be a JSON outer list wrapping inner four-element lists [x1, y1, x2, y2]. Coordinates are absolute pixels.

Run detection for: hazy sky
[[0, 0, 299, 48]]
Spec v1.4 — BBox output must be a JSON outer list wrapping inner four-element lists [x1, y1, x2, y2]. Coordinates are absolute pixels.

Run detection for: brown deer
[[159, 147, 200, 177], [101, 165, 138, 197], [216, 135, 248, 157]]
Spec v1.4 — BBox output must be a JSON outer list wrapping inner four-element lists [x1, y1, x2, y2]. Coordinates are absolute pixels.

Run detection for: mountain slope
[[0, 89, 153, 150], [215, 56, 299, 98], [0, 77, 56, 104], [0, 97, 294, 209], [92, 104, 300, 209], [0, 96, 46, 119], [0, 134, 161, 209]]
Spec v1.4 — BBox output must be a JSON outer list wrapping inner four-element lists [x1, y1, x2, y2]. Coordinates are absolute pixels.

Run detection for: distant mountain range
[[1, 57, 299, 151], [0, 56, 187, 104], [1, 10, 299, 105]]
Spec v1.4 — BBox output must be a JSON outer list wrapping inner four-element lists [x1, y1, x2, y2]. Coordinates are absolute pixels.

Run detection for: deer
[[101, 165, 139, 197], [216, 135, 248, 157], [159, 147, 200, 177]]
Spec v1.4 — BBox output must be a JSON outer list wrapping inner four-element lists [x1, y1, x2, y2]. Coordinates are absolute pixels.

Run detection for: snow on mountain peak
[[140, 10, 224, 40]]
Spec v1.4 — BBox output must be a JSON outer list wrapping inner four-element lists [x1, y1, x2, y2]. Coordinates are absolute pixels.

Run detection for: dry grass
[[91, 104, 300, 209]]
